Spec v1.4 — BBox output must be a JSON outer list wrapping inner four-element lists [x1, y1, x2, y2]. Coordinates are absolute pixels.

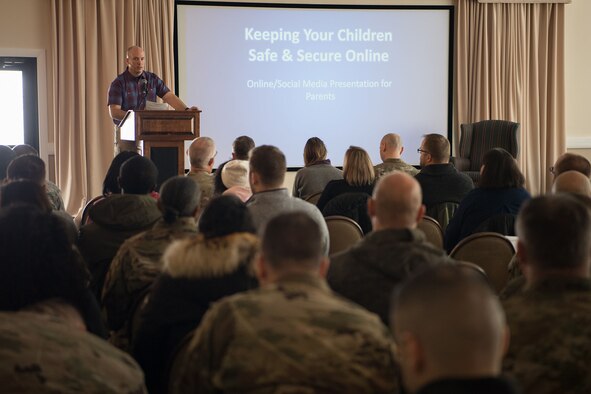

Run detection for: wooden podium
[[120, 109, 200, 187]]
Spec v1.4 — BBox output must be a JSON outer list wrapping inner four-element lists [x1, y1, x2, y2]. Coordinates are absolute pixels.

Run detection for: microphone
[[139, 77, 148, 96]]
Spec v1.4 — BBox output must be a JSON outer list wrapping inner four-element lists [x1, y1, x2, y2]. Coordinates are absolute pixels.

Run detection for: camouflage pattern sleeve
[[171, 301, 236, 394], [102, 241, 134, 331]]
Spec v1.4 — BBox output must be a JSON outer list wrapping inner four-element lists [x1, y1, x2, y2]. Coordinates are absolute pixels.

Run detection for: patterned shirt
[[171, 274, 400, 393], [107, 68, 170, 124]]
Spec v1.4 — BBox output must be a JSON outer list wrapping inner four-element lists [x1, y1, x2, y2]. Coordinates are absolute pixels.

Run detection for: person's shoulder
[[0, 311, 146, 392]]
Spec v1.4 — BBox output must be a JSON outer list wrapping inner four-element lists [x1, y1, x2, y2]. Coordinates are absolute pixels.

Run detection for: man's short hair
[[249, 145, 286, 187], [232, 136, 255, 160], [188, 137, 216, 169], [554, 153, 591, 177], [262, 212, 324, 270], [381, 133, 401, 150], [119, 156, 158, 194], [391, 265, 506, 374], [6, 155, 46, 184], [552, 170, 591, 197], [516, 194, 591, 269], [421, 134, 450, 163]]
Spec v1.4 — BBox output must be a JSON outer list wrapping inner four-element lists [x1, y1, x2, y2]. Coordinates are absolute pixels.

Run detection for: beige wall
[[565, 0, 591, 158], [1, 0, 588, 185]]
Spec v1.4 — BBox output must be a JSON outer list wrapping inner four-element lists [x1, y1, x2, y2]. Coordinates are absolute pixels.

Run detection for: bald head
[[552, 170, 591, 197], [554, 153, 591, 177], [391, 265, 507, 392], [188, 137, 216, 172], [380, 133, 403, 161], [368, 172, 423, 230]]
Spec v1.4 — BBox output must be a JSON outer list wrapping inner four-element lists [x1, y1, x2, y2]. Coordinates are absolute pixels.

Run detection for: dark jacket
[[327, 228, 450, 324], [444, 187, 530, 253], [132, 232, 259, 394], [316, 179, 374, 212], [415, 163, 474, 207], [417, 377, 518, 394], [77, 194, 161, 299]]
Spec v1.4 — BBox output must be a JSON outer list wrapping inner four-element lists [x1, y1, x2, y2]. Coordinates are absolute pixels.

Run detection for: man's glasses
[[417, 148, 430, 155]]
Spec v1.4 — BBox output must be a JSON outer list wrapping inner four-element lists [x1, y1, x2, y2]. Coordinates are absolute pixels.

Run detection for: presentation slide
[[176, 3, 452, 168]]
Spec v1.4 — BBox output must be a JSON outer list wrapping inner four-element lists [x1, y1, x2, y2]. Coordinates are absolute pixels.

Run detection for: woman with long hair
[[444, 148, 530, 252], [292, 137, 342, 200]]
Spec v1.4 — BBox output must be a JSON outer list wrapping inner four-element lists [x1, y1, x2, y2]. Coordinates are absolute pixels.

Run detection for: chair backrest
[[322, 192, 372, 234], [305, 191, 322, 205], [417, 216, 444, 250], [425, 202, 459, 232], [324, 215, 364, 256], [459, 120, 520, 172], [450, 232, 515, 293], [80, 195, 105, 226], [474, 213, 517, 236]]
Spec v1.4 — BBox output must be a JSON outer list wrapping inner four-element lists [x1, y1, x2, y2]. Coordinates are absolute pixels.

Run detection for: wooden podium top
[[134, 110, 200, 141]]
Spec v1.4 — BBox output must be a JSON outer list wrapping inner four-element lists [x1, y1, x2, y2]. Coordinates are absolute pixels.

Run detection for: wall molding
[[567, 136, 591, 149]]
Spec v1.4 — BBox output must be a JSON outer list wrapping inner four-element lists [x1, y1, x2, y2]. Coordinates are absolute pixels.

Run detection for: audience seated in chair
[[0, 180, 77, 244], [0, 205, 107, 337], [316, 145, 375, 212], [132, 195, 258, 394], [0, 205, 145, 392], [322, 192, 372, 234], [415, 133, 474, 231], [551, 152, 590, 178], [170, 212, 399, 394], [186, 136, 216, 208], [292, 137, 343, 200], [374, 133, 418, 178], [327, 172, 451, 324], [502, 194, 591, 394], [101, 176, 201, 353], [391, 265, 516, 394], [11, 144, 65, 211], [445, 148, 530, 253], [221, 159, 252, 202], [247, 145, 329, 255], [77, 155, 162, 299], [551, 170, 591, 197]]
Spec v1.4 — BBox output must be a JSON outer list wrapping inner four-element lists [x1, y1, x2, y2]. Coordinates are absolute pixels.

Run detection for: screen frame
[[174, 1, 455, 170]]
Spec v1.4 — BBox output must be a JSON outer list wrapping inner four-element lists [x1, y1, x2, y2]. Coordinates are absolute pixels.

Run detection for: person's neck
[[253, 184, 284, 194], [383, 154, 401, 161], [190, 166, 210, 174], [372, 220, 416, 232], [525, 266, 589, 288]]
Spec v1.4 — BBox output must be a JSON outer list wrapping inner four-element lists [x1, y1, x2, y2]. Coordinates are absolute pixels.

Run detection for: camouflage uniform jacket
[[374, 158, 419, 178], [502, 277, 591, 394], [187, 170, 214, 208], [102, 217, 198, 352], [172, 274, 400, 394], [0, 310, 146, 393], [46, 180, 65, 211]]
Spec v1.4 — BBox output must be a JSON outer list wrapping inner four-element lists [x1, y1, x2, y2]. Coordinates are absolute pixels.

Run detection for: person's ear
[[367, 197, 376, 218], [416, 204, 426, 224], [501, 325, 511, 357], [317, 256, 330, 278], [254, 253, 268, 284], [398, 331, 426, 376]]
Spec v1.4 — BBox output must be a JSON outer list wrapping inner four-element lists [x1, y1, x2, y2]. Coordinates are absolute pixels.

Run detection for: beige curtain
[[455, 0, 565, 195], [50, 0, 175, 212]]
